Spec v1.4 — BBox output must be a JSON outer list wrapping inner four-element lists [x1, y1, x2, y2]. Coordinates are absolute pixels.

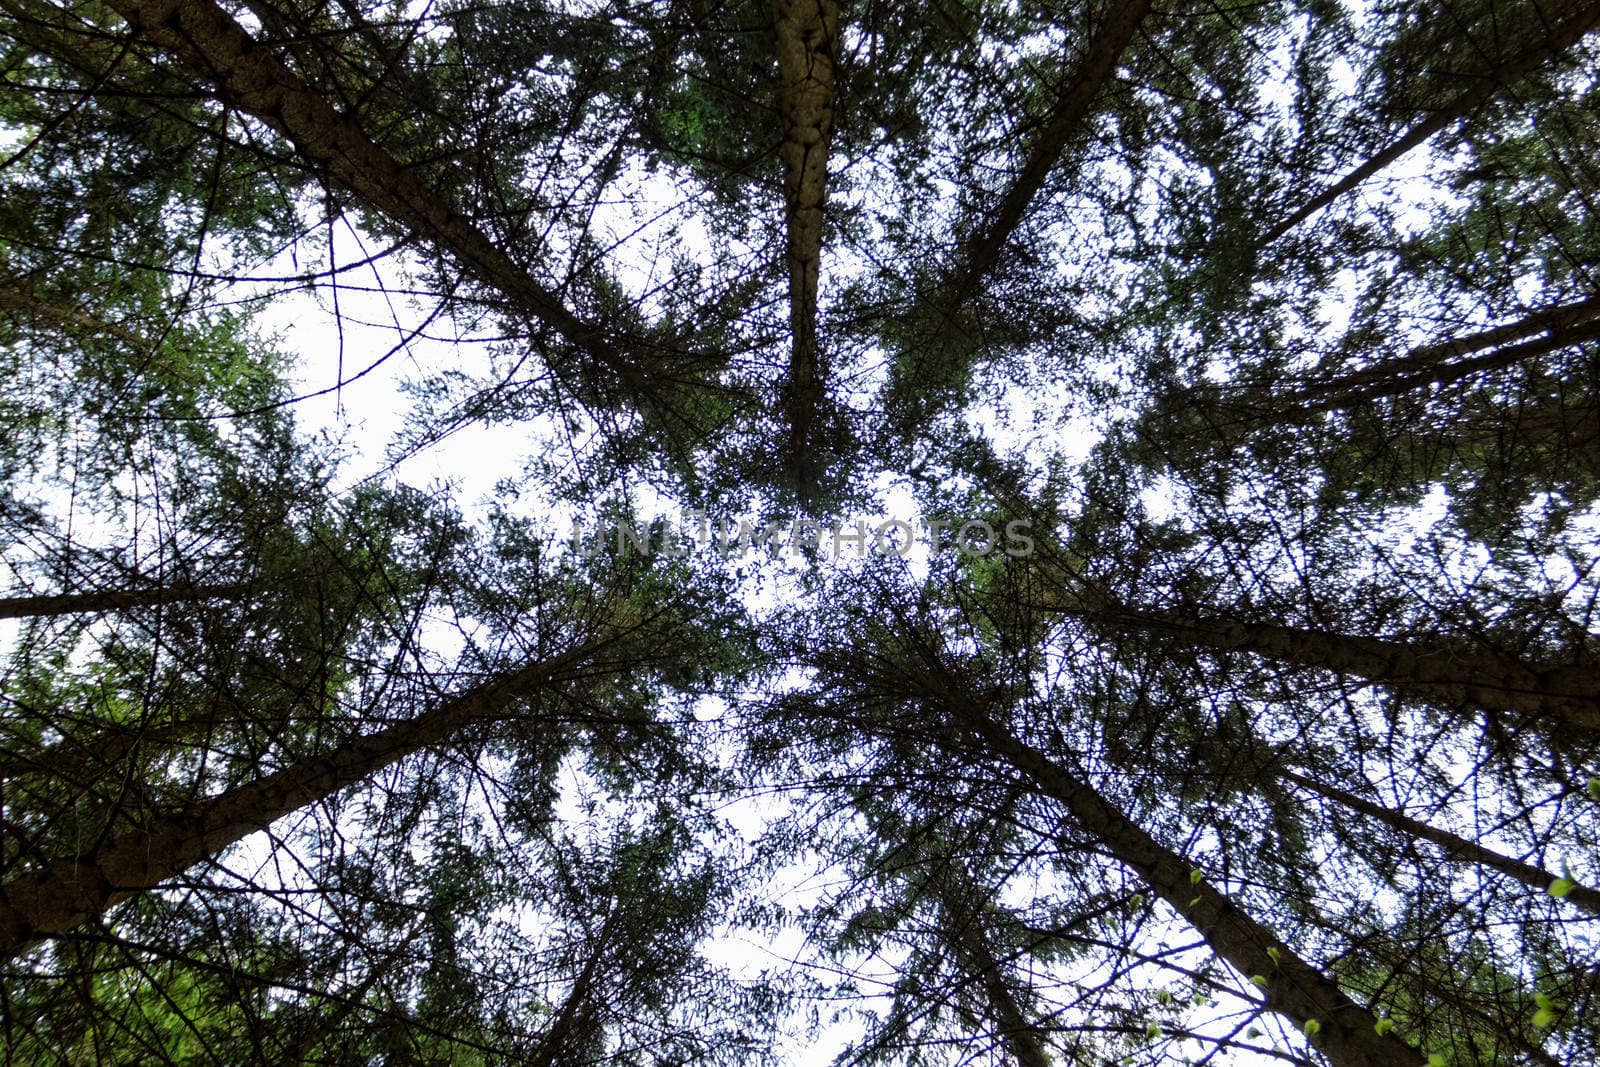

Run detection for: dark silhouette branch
[[103, 0, 658, 385], [0, 637, 603, 960], [1265, 0, 1600, 242], [0, 581, 249, 621]]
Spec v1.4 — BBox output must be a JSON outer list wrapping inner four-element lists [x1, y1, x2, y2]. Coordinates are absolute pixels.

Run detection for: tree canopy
[[3, 0, 1599, 1063]]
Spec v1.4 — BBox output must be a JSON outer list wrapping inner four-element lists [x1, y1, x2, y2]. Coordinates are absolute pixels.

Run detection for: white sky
[[6, 0, 1597, 1059]]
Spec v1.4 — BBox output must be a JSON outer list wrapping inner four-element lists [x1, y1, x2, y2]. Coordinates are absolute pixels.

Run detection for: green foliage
[[4, 0, 1600, 1064]]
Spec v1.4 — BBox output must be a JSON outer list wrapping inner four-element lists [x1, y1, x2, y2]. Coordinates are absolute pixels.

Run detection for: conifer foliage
[[2, 0, 1599, 1062]]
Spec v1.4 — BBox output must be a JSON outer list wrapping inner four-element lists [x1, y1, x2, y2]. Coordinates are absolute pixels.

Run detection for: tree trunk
[[103, 0, 645, 383], [942, 0, 1153, 312], [1266, 0, 1600, 241], [931, 688, 1413, 1067], [0, 581, 248, 621], [276, 916, 426, 1065], [526, 912, 615, 1067], [1266, 295, 1600, 418], [1278, 767, 1600, 916], [0, 281, 152, 352], [1052, 594, 1600, 733], [773, 0, 838, 499], [0, 645, 590, 961], [933, 875, 1053, 1067], [0, 686, 290, 787]]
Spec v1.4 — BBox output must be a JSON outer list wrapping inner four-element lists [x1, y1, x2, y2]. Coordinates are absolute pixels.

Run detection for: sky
[[8, 0, 1591, 1058]]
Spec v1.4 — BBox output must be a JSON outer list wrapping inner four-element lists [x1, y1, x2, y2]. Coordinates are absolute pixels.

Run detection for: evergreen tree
[[4, 0, 1600, 1062]]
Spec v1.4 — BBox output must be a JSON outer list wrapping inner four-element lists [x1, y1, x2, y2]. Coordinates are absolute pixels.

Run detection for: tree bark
[[773, 0, 838, 499], [0, 581, 248, 621], [0, 281, 152, 353], [933, 875, 1053, 1067], [1265, 0, 1600, 242], [942, 0, 1153, 312], [925, 682, 1413, 1067], [526, 912, 615, 1067], [1050, 594, 1600, 733], [103, 0, 648, 383], [0, 684, 291, 787], [276, 915, 427, 1065], [1278, 767, 1600, 916], [0, 645, 590, 961], [1272, 296, 1600, 417]]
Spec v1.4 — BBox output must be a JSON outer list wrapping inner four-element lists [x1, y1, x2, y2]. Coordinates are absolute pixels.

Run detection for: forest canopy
[[2, 0, 1599, 1063]]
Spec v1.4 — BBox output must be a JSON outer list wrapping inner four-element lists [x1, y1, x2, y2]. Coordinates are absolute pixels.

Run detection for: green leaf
[[1303, 1019, 1320, 1036], [1189, 868, 1204, 885], [1250, 975, 1270, 989], [1374, 1018, 1395, 1036], [1587, 777, 1600, 800], [1549, 877, 1576, 898]]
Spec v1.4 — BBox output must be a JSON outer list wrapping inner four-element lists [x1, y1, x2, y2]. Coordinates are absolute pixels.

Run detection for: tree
[[5, 0, 1600, 1062]]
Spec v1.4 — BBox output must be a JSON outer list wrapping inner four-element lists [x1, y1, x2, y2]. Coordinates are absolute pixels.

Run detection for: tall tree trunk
[[884, 646, 1407, 1063], [526, 911, 615, 1067], [103, 0, 649, 384], [932, 873, 1053, 1067], [773, 0, 838, 500], [1048, 593, 1600, 732], [890, 0, 1153, 421], [919, 677, 1412, 1067], [1459, 393, 1600, 481], [0, 682, 303, 787], [1265, 0, 1600, 241], [942, 0, 1154, 312], [1, 709, 204, 789], [276, 915, 427, 1065], [1277, 767, 1600, 916], [1256, 295, 1600, 419], [0, 644, 593, 961], [0, 581, 248, 621]]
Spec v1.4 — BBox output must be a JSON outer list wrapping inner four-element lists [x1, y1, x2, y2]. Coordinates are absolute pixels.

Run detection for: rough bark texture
[[526, 913, 614, 1067], [935, 880, 1052, 1067], [1278, 295, 1600, 415], [942, 0, 1153, 311], [104, 0, 641, 380], [1466, 394, 1600, 479], [0, 646, 588, 960], [773, 0, 838, 498], [0, 685, 292, 785], [276, 918, 424, 1064], [1266, 0, 1600, 241], [1057, 595, 1600, 732], [926, 684, 1412, 1067], [1280, 768, 1600, 917], [0, 581, 248, 621]]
